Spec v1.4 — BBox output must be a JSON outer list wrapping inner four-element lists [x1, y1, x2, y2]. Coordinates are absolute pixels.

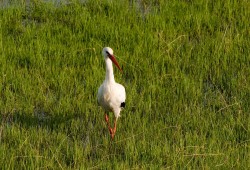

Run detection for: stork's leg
[[105, 113, 113, 135], [111, 118, 117, 139]]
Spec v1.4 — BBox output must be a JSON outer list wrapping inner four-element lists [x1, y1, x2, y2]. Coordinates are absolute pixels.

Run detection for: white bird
[[97, 47, 126, 139]]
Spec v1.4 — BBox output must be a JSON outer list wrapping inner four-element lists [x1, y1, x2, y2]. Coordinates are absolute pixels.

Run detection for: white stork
[[97, 47, 126, 139]]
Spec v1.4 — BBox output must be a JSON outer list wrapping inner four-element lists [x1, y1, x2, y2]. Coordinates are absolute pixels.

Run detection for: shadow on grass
[[1, 109, 95, 134]]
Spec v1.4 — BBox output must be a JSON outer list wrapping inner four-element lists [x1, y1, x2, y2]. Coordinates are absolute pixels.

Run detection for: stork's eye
[[106, 51, 111, 56]]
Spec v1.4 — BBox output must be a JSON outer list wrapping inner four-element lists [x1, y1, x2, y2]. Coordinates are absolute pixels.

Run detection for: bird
[[97, 47, 126, 139]]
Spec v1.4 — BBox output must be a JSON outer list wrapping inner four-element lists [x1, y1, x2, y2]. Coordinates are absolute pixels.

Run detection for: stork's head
[[102, 47, 113, 58], [102, 47, 122, 71]]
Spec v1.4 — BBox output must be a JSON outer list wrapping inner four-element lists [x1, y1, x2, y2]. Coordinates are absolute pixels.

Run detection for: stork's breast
[[104, 92, 110, 101], [100, 92, 112, 112]]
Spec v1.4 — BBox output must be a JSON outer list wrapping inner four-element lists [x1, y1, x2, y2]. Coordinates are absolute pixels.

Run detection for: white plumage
[[97, 47, 126, 139], [98, 83, 125, 118]]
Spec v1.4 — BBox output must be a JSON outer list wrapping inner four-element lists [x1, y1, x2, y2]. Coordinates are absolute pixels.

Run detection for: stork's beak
[[108, 54, 122, 72]]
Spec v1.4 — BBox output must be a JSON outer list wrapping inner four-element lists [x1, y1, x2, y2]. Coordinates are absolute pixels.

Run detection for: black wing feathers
[[120, 102, 125, 108]]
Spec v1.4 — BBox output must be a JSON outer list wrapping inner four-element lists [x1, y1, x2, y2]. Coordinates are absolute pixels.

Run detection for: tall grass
[[0, 0, 249, 169]]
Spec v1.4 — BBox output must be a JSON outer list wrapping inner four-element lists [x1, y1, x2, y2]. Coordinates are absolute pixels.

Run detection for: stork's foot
[[110, 121, 117, 139], [108, 127, 115, 139], [108, 127, 113, 135], [104, 113, 117, 140], [111, 132, 115, 139]]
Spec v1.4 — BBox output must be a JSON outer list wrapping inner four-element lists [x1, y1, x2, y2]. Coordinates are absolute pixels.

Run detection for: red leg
[[104, 114, 118, 140], [105, 114, 109, 123], [111, 119, 117, 139], [105, 113, 113, 135]]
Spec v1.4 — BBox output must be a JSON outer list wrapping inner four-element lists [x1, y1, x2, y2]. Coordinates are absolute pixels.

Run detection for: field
[[0, 0, 249, 169]]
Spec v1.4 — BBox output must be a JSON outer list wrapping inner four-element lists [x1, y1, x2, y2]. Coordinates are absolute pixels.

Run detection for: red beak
[[108, 54, 122, 72]]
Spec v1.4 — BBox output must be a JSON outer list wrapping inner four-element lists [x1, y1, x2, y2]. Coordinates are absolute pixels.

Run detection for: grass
[[0, 0, 249, 169]]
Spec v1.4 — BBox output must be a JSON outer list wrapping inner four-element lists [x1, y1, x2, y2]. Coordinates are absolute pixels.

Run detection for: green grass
[[0, 0, 249, 169]]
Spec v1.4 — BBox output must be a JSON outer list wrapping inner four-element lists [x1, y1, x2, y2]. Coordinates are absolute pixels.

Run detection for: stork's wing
[[113, 83, 126, 108], [120, 102, 125, 108]]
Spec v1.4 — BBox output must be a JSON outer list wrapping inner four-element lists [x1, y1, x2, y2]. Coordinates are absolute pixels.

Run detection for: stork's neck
[[105, 58, 115, 83]]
